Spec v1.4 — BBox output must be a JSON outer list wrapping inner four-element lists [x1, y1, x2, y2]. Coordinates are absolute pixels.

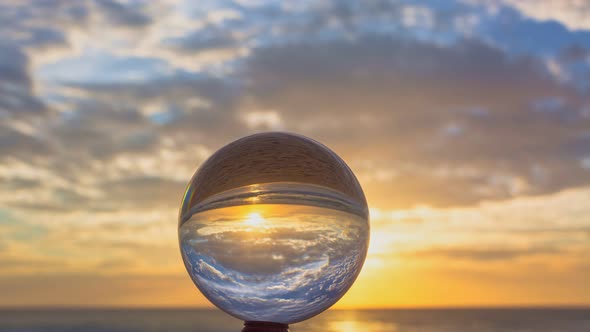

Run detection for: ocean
[[0, 308, 588, 332]]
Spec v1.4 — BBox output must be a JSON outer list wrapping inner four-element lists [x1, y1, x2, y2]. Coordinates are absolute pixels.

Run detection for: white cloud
[[241, 110, 284, 130], [401, 5, 435, 29], [502, 0, 590, 31]]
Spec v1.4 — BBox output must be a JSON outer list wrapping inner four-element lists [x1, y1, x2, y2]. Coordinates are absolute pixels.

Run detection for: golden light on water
[[329, 318, 397, 332]]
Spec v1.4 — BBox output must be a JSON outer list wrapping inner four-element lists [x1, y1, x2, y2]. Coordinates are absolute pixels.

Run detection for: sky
[[0, 0, 590, 309]]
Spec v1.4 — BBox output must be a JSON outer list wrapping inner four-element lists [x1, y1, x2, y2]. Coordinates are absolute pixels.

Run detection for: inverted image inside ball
[[178, 132, 370, 324]]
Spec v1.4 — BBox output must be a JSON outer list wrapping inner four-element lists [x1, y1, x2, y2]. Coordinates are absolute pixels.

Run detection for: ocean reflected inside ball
[[178, 132, 369, 324]]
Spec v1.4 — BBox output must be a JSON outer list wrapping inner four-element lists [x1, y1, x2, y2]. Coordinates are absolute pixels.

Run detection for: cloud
[[94, 0, 152, 28], [100, 176, 186, 208], [558, 44, 590, 63], [501, 0, 590, 31], [240, 36, 589, 207], [0, 257, 69, 270], [0, 177, 41, 190], [49, 105, 154, 158], [365, 186, 590, 273], [406, 245, 562, 261], [162, 25, 238, 54], [0, 274, 204, 307], [0, 44, 47, 117], [0, 123, 51, 160]]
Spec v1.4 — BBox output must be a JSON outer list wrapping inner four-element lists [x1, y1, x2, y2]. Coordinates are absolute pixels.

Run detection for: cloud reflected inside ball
[[178, 133, 369, 324]]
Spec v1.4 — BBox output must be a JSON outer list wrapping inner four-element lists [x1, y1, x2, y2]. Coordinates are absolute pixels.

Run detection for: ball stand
[[242, 321, 289, 332]]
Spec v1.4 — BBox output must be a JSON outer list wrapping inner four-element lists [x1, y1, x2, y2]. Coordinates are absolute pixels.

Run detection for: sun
[[244, 212, 266, 227]]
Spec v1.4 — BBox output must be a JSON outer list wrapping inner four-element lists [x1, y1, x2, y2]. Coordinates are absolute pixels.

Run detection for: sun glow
[[244, 212, 266, 227], [330, 319, 396, 332]]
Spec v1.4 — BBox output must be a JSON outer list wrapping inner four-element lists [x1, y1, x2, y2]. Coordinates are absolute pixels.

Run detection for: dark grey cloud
[[0, 177, 41, 190], [94, 0, 152, 28], [162, 26, 237, 54], [50, 104, 156, 159], [68, 74, 239, 112], [0, 1, 87, 50], [0, 44, 47, 116], [100, 176, 186, 208], [0, 123, 51, 159], [7, 202, 73, 213], [63, 75, 248, 148], [21, 28, 68, 49], [240, 36, 590, 208], [407, 246, 563, 262], [243, 36, 570, 122], [559, 44, 590, 63]]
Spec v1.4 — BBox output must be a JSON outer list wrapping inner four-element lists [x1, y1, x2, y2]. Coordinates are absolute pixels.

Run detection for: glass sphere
[[178, 132, 369, 324]]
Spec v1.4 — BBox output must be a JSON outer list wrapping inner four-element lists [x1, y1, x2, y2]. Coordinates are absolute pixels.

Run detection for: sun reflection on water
[[329, 319, 397, 332]]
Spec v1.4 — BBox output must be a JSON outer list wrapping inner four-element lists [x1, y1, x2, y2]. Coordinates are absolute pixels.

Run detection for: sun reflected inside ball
[[244, 212, 266, 228]]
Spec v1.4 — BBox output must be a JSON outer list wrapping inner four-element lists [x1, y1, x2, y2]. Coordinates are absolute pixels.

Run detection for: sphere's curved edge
[[180, 131, 368, 220], [177, 131, 370, 325]]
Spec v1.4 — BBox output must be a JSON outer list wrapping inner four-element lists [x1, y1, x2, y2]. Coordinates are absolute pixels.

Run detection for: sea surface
[[0, 308, 588, 332]]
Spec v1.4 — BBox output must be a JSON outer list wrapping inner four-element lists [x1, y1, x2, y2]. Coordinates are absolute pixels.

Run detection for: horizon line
[[1, 305, 589, 311]]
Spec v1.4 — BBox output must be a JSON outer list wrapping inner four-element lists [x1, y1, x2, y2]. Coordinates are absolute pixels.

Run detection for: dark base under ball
[[242, 321, 289, 332]]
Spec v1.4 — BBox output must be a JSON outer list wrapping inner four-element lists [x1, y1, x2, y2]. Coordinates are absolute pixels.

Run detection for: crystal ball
[[178, 132, 369, 324]]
